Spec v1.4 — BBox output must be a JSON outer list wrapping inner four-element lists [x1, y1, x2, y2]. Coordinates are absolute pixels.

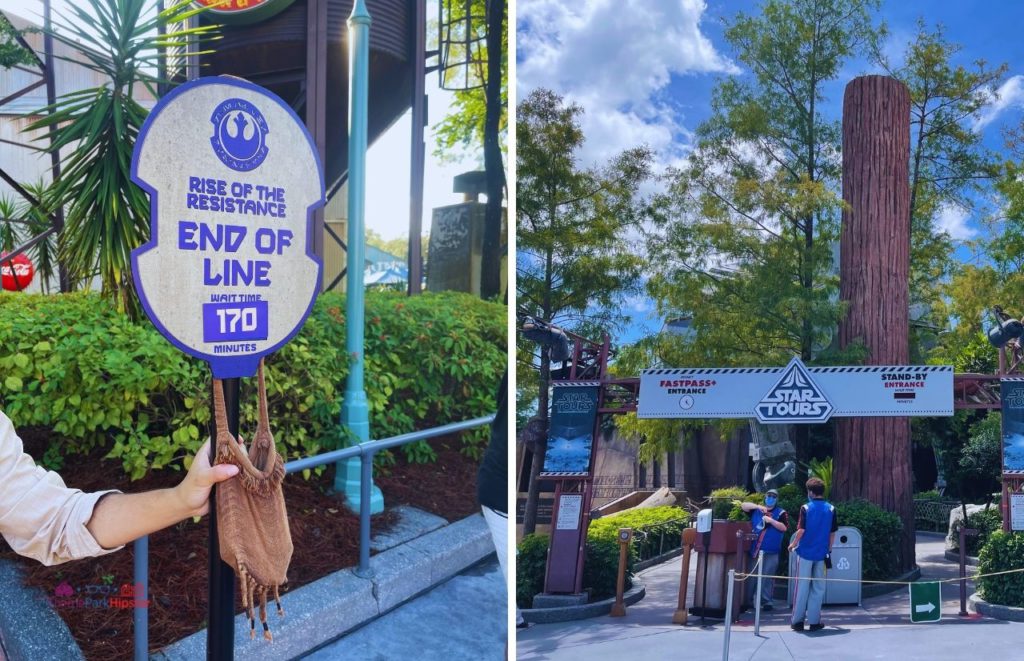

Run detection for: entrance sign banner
[[638, 359, 953, 422], [1001, 379, 1024, 475], [541, 383, 600, 478], [132, 77, 324, 378]]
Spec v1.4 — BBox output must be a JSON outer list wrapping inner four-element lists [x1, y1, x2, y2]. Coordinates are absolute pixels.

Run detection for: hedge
[[949, 506, 1002, 557], [978, 531, 1024, 608], [516, 506, 689, 609], [0, 290, 505, 478]]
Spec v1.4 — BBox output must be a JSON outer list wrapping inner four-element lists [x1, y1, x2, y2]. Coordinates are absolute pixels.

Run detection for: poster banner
[[1001, 379, 1024, 475], [540, 383, 600, 478], [638, 359, 953, 422]]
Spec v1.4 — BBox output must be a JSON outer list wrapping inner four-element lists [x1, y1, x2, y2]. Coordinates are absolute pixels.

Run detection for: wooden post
[[673, 528, 697, 624], [610, 528, 632, 617], [835, 75, 916, 572]]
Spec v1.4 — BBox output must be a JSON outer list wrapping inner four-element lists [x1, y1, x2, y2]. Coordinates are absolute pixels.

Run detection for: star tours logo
[[210, 98, 269, 172], [755, 357, 834, 424]]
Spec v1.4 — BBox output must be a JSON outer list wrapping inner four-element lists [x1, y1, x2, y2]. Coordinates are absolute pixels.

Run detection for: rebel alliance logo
[[210, 98, 269, 172], [755, 357, 834, 423]]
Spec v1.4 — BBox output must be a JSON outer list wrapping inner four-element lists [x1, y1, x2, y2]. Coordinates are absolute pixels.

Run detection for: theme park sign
[[192, 0, 297, 25], [638, 357, 953, 423], [131, 76, 324, 378]]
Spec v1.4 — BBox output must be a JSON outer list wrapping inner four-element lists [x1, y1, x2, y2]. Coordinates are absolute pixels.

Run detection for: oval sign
[[192, 0, 297, 25], [0, 252, 34, 291], [131, 76, 324, 378]]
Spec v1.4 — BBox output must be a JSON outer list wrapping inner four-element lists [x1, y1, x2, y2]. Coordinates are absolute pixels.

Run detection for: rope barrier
[[733, 566, 1024, 585]]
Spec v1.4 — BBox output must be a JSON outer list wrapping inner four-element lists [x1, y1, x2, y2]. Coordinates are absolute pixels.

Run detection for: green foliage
[[0, 14, 35, 70], [959, 412, 1002, 490], [915, 490, 943, 501], [29, 1, 215, 315], [978, 531, 1024, 608], [515, 533, 549, 609], [803, 456, 833, 500], [949, 506, 1002, 557], [589, 506, 689, 563], [709, 486, 749, 520], [0, 290, 504, 478], [880, 21, 1006, 348], [834, 499, 902, 581], [582, 537, 627, 602], [433, 0, 507, 161]]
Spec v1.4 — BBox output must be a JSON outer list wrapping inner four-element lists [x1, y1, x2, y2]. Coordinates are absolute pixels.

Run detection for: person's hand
[[173, 438, 241, 517], [759, 505, 768, 514]]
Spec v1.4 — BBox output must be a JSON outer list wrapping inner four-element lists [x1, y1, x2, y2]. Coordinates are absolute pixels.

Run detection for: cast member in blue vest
[[788, 477, 838, 631], [738, 488, 789, 611]]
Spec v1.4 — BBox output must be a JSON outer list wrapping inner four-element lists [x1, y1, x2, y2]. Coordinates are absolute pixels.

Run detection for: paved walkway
[[303, 558, 506, 660], [518, 534, 1019, 660]]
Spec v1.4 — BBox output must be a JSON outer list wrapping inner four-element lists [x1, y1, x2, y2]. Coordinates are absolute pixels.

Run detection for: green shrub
[[516, 533, 549, 609], [583, 537, 627, 602], [589, 506, 689, 563], [915, 490, 942, 502], [834, 499, 902, 581], [709, 486, 748, 519], [978, 530, 1024, 608], [949, 506, 1002, 556], [0, 290, 505, 478]]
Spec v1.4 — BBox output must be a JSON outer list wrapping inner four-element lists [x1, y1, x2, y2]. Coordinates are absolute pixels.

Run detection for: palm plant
[[16, 181, 60, 293], [27, 0, 215, 315], [0, 195, 19, 253], [803, 456, 834, 499]]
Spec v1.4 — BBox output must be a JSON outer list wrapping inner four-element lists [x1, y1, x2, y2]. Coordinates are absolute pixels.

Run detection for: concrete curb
[[969, 592, 1024, 621], [521, 583, 646, 624], [154, 512, 494, 660], [943, 550, 979, 566], [0, 559, 84, 661]]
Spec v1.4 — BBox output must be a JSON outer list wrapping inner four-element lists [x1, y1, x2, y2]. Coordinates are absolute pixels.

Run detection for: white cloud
[[974, 75, 1024, 132], [934, 203, 977, 241], [517, 0, 736, 169]]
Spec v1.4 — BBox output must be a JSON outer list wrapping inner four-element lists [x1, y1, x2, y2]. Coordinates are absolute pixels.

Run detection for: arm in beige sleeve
[[0, 412, 238, 566]]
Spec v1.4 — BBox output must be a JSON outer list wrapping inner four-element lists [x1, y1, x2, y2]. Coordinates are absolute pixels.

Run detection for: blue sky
[[517, 0, 1024, 346]]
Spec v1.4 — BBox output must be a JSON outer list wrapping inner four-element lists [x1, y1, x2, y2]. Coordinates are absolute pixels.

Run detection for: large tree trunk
[[835, 75, 915, 572]]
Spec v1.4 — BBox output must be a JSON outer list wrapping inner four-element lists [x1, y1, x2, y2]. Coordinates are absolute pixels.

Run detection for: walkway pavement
[[303, 558, 506, 660], [517, 533, 1020, 660]]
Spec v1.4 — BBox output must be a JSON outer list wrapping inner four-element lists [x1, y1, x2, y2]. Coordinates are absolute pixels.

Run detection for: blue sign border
[[131, 76, 325, 378]]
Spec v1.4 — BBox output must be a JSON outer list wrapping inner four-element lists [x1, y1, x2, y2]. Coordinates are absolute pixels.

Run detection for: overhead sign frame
[[638, 358, 953, 423]]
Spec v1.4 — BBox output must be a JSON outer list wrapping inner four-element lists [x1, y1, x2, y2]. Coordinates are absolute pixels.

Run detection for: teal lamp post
[[336, 0, 383, 514]]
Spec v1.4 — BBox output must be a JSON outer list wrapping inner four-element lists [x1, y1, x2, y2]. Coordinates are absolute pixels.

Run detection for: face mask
[[765, 497, 777, 507]]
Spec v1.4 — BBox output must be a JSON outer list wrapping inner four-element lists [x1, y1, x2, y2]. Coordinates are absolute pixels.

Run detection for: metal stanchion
[[959, 527, 978, 616], [754, 550, 764, 635], [723, 568, 735, 661]]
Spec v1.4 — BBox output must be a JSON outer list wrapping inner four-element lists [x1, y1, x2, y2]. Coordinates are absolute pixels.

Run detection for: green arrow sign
[[909, 582, 941, 623]]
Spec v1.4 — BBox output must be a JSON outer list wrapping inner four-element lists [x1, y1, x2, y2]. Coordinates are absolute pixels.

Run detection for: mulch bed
[[0, 428, 483, 661]]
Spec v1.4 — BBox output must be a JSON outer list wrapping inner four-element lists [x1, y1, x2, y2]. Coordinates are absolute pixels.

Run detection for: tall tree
[[640, 0, 880, 463], [517, 89, 652, 534], [881, 21, 1007, 352], [0, 13, 35, 70]]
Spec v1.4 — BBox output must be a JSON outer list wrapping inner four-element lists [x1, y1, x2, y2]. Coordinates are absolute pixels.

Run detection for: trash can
[[787, 526, 862, 607]]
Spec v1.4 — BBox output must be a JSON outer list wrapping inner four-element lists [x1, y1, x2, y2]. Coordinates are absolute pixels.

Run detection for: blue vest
[[750, 505, 785, 555], [797, 499, 835, 562]]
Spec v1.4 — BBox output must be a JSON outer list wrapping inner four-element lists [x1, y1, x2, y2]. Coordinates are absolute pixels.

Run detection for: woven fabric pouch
[[212, 359, 293, 641]]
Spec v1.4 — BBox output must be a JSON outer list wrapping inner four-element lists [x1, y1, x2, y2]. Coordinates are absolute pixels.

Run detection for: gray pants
[[790, 555, 826, 625], [745, 552, 780, 606]]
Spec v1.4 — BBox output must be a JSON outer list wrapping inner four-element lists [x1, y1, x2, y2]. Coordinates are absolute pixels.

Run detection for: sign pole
[[208, 379, 238, 660], [335, 0, 384, 514]]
